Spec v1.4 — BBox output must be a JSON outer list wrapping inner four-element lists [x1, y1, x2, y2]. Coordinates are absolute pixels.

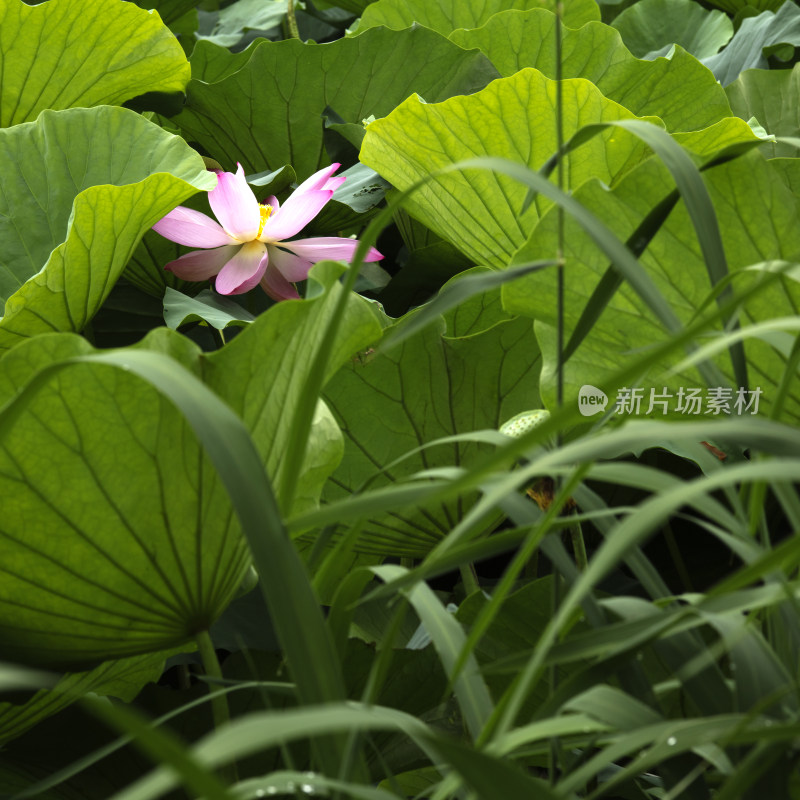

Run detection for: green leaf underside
[[355, 0, 600, 36], [178, 27, 499, 179], [704, 0, 783, 13], [163, 288, 256, 331], [0, 106, 216, 350], [726, 64, 800, 158], [0, 0, 189, 127], [0, 264, 378, 666], [124, 227, 207, 298], [611, 0, 733, 60], [704, 2, 800, 87], [456, 577, 586, 720], [0, 335, 250, 667], [0, 650, 179, 745], [503, 151, 800, 424], [449, 9, 731, 133], [359, 68, 661, 268], [322, 289, 540, 557], [196, 0, 287, 48], [0, 367, 247, 665]]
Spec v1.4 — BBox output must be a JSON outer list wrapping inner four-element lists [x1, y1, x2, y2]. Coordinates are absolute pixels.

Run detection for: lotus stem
[[287, 0, 300, 39]]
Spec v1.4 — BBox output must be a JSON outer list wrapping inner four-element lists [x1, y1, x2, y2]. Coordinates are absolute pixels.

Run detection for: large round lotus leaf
[[450, 9, 731, 132], [323, 275, 540, 557], [704, 0, 784, 14], [176, 27, 499, 179], [0, 651, 176, 744], [359, 68, 658, 269], [0, 106, 216, 352], [0, 335, 251, 668], [0, 0, 189, 127], [703, 2, 800, 87], [504, 151, 800, 425], [726, 64, 800, 157], [610, 0, 733, 60], [0, 265, 378, 668], [355, 0, 599, 36]]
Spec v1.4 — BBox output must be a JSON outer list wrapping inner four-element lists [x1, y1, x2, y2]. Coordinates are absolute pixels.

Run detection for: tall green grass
[[4, 11, 800, 800]]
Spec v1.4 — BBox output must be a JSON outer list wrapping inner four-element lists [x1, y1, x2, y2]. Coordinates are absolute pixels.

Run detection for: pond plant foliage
[[1, 0, 800, 798]]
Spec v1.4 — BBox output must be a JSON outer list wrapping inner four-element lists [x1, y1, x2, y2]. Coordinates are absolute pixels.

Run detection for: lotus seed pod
[[499, 409, 550, 438]]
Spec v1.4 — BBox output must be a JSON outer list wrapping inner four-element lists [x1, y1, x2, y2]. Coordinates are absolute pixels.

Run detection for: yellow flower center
[[256, 204, 273, 239]]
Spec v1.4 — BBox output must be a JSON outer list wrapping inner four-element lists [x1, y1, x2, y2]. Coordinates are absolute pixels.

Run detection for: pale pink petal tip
[[260, 189, 333, 241], [284, 237, 383, 264], [293, 163, 341, 197], [152, 206, 234, 248], [208, 164, 261, 241], [323, 175, 347, 193]]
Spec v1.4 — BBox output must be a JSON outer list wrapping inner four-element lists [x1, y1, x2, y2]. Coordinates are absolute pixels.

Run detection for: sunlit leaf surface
[[504, 151, 800, 423], [450, 9, 732, 132], [0, 107, 216, 352], [356, 0, 600, 36], [0, 0, 189, 127], [360, 69, 659, 267], [0, 265, 378, 667]]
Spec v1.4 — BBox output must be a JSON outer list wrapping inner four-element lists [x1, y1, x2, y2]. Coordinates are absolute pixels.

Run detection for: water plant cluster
[[1, 0, 800, 797]]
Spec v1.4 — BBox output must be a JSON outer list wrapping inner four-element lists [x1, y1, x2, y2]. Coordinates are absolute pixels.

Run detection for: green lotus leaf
[[359, 68, 660, 269], [133, 0, 199, 25], [203, 263, 381, 517], [188, 39, 256, 83], [671, 117, 762, 156], [196, 0, 287, 48], [0, 106, 216, 353], [0, 0, 190, 127], [124, 228, 202, 299], [0, 650, 180, 745], [176, 27, 499, 179], [703, 0, 784, 15], [315, 0, 374, 10], [450, 9, 731, 133], [0, 263, 379, 667], [322, 271, 540, 557], [703, 2, 800, 87], [503, 151, 800, 424], [726, 64, 800, 157], [0, 335, 244, 670], [456, 577, 585, 715], [0, 332, 249, 668], [611, 0, 733, 60], [163, 288, 256, 331], [355, 0, 600, 36]]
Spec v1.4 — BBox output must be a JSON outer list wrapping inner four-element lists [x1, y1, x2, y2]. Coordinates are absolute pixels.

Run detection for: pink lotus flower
[[152, 163, 384, 300]]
